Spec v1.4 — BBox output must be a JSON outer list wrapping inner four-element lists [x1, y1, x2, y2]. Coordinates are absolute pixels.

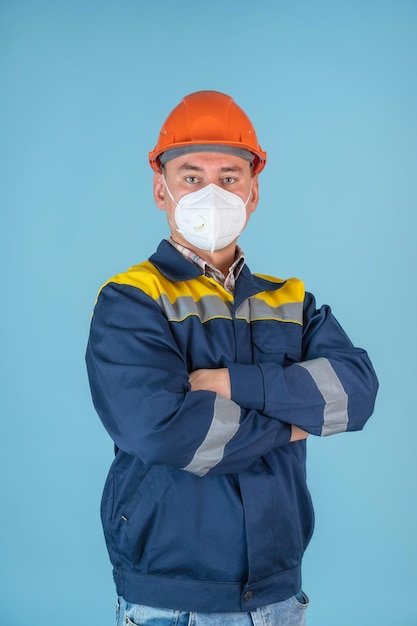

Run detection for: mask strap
[[162, 174, 178, 205], [243, 180, 253, 207]]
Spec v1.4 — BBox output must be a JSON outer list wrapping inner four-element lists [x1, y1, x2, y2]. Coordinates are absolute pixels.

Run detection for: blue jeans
[[116, 591, 309, 626]]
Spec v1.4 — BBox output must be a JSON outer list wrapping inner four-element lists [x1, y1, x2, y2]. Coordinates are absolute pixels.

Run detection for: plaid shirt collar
[[167, 237, 245, 293]]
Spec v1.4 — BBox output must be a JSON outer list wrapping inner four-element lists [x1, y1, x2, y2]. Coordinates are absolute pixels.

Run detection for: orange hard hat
[[149, 90, 267, 174]]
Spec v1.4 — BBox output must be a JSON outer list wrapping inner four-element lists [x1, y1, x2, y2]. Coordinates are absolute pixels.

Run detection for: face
[[153, 152, 259, 244]]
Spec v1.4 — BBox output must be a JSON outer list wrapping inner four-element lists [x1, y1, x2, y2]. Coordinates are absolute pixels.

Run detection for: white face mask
[[163, 177, 251, 252]]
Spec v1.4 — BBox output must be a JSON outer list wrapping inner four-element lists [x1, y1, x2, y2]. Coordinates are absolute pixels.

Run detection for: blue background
[[1, 1, 416, 624]]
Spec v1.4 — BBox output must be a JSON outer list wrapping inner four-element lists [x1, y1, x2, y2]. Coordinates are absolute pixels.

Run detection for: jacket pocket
[[101, 454, 170, 569], [252, 320, 302, 365]]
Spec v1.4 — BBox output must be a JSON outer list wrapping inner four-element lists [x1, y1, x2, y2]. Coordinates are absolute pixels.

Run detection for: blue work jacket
[[86, 239, 378, 612]]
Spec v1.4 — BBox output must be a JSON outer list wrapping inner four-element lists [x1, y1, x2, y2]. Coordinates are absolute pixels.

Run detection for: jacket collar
[[149, 240, 203, 281], [149, 240, 287, 306]]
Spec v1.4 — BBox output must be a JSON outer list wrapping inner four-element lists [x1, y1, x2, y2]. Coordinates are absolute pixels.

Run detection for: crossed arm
[[87, 282, 377, 475], [189, 368, 309, 442]]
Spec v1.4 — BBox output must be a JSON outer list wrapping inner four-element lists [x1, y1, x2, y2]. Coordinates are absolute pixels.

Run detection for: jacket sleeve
[[227, 292, 379, 436], [86, 282, 292, 477]]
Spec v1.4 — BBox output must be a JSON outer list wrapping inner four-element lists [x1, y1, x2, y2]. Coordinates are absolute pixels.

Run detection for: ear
[[153, 172, 166, 210], [249, 173, 259, 214]]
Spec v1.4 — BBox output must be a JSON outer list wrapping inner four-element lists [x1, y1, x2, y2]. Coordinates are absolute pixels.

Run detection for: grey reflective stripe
[[297, 358, 349, 436], [182, 395, 241, 476], [235, 299, 303, 324], [156, 294, 233, 323]]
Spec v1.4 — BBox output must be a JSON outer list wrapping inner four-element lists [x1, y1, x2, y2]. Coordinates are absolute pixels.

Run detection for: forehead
[[164, 151, 252, 174]]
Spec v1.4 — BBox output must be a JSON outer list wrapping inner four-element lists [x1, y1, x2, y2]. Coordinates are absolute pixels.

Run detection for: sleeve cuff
[[226, 362, 265, 410]]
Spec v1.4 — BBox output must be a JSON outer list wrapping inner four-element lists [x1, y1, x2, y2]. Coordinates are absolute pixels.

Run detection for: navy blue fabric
[[86, 240, 378, 612]]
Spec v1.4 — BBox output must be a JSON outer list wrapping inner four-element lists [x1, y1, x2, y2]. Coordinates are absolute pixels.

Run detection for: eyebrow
[[176, 163, 246, 174]]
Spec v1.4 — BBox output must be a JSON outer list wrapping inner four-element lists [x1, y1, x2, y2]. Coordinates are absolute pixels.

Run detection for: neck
[[170, 234, 237, 276]]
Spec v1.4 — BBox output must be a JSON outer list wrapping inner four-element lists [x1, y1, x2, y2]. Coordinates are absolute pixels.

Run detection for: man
[[86, 90, 378, 626]]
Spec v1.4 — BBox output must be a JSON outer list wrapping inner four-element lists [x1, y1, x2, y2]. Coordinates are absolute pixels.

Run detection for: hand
[[290, 425, 309, 442], [189, 368, 231, 399]]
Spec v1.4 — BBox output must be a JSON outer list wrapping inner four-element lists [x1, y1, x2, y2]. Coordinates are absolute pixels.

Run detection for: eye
[[185, 176, 200, 184], [222, 177, 236, 184]]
